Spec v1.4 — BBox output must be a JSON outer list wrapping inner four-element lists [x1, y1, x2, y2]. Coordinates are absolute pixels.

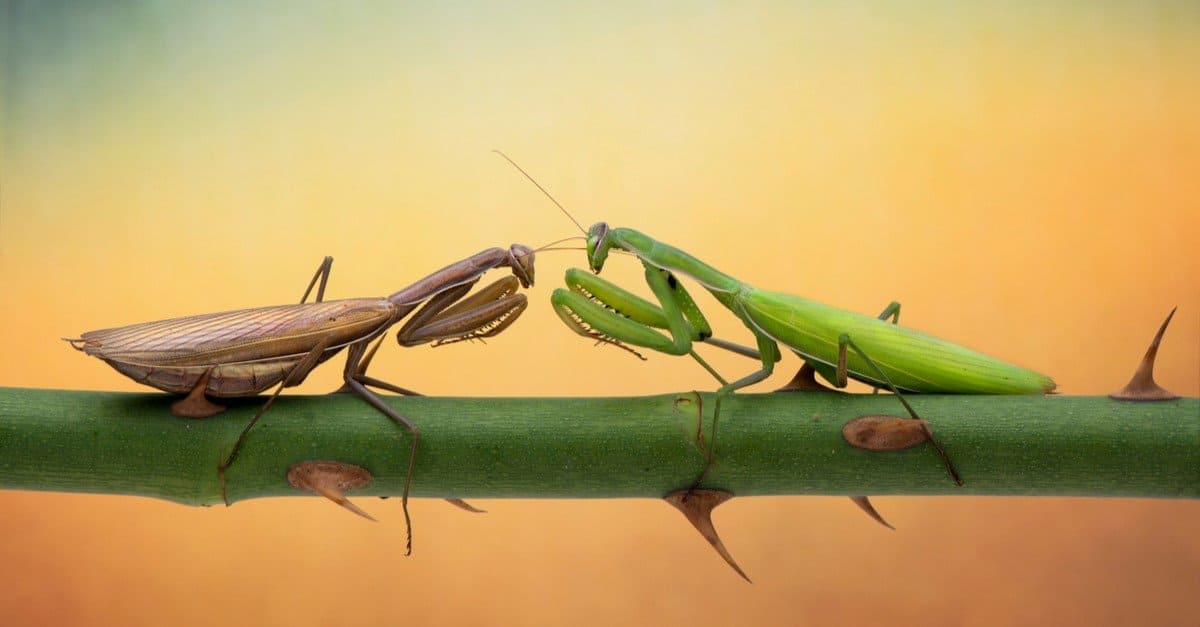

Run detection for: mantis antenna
[[493, 150, 587, 235]]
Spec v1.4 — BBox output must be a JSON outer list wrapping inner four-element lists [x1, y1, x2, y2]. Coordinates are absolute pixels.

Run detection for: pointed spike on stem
[[170, 368, 225, 418], [1110, 307, 1180, 401], [287, 461, 376, 522], [663, 489, 752, 583], [775, 363, 831, 393], [848, 496, 895, 530], [444, 498, 487, 513], [843, 416, 931, 451], [314, 484, 378, 522]]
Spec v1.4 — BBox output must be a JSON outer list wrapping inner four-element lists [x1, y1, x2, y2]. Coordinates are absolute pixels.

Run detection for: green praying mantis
[[496, 153, 1055, 519]]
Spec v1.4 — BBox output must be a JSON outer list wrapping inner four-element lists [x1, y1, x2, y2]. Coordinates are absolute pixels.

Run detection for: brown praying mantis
[[67, 244, 537, 554]]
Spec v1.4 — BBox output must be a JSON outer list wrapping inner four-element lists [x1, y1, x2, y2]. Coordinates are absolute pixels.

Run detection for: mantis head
[[508, 243, 536, 287], [586, 222, 612, 273]]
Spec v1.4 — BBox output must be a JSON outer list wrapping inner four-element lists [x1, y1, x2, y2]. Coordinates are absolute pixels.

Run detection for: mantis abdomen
[[741, 288, 1056, 394]]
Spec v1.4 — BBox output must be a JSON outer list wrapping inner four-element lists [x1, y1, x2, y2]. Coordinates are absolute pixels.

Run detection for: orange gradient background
[[2, 3, 1198, 625]]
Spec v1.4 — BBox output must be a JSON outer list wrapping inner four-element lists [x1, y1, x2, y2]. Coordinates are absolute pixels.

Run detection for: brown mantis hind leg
[[836, 333, 963, 486], [299, 256, 335, 303], [218, 335, 336, 505], [170, 368, 226, 417]]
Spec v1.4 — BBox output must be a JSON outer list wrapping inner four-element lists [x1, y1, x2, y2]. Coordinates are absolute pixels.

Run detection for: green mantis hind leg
[[870, 301, 901, 395], [836, 333, 963, 486], [877, 301, 900, 324]]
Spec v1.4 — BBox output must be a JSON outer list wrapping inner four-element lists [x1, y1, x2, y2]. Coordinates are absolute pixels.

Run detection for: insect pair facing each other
[[68, 158, 1059, 570], [67, 244, 536, 555]]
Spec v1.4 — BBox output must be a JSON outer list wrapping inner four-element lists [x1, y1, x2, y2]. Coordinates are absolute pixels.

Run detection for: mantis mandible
[[497, 153, 1055, 500], [67, 244, 536, 554]]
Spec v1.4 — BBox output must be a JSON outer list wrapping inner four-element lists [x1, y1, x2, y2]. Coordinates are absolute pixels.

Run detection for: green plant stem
[[0, 387, 1196, 506]]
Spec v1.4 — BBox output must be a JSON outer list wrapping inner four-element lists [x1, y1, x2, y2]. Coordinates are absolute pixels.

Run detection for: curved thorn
[[664, 489, 751, 583], [1110, 307, 1180, 401], [287, 461, 376, 522], [314, 483, 378, 522], [849, 496, 895, 530], [444, 498, 487, 514], [774, 363, 829, 393]]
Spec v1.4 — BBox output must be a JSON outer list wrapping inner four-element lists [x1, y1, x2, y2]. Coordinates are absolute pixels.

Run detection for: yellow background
[[2, 2, 1198, 625]]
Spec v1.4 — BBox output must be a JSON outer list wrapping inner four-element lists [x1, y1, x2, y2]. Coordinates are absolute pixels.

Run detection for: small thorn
[[1110, 307, 1180, 401], [848, 496, 895, 530], [287, 461, 376, 522], [843, 416, 931, 451], [171, 369, 225, 418], [663, 489, 751, 583], [444, 498, 487, 513], [775, 363, 830, 392]]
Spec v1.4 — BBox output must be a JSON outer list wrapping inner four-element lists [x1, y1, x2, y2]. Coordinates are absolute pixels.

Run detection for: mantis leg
[[341, 338, 420, 556], [299, 256, 335, 304], [847, 301, 903, 527], [396, 275, 529, 347], [877, 301, 900, 324], [551, 265, 713, 362], [689, 332, 780, 486], [335, 274, 529, 393], [330, 332, 425, 395], [361, 277, 530, 523], [555, 265, 783, 482], [836, 333, 962, 486], [778, 301, 902, 393], [870, 302, 901, 395], [554, 265, 719, 463], [219, 334, 337, 504]]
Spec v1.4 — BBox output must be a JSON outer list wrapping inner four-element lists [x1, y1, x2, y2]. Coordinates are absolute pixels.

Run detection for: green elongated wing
[[740, 288, 1056, 394]]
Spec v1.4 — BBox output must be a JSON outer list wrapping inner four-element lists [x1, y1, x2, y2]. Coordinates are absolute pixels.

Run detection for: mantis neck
[[611, 228, 744, 295]]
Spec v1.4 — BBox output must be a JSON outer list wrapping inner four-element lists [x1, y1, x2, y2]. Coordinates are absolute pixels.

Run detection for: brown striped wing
[[76, 298, 396, 367]]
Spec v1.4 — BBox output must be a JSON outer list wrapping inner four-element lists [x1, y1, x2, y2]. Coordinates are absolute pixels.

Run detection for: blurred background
[[2, 2, 1197, 625]]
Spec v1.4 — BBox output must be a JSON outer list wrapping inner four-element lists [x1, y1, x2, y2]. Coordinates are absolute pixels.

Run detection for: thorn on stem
[[287, 461, 377, 522], [444, 498, 487, 513], [848, 496, 895, 530], [774, 363, 830, 393], [663, 489, 751, 583], [1110, 307, 1180, 401]]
